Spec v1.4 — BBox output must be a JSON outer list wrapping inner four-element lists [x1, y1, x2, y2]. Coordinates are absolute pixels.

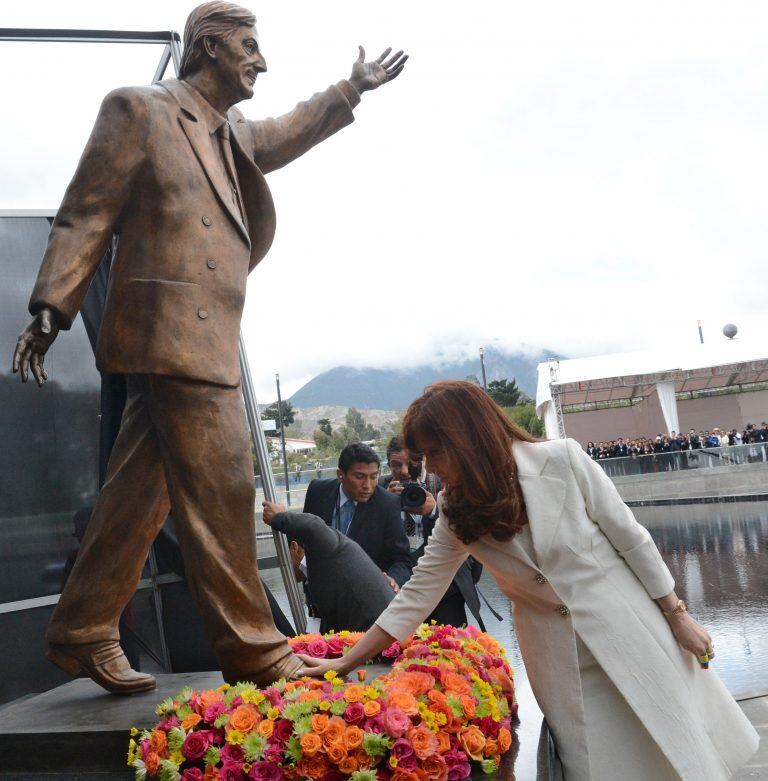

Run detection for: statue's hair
[[179, 1, 256, 79]]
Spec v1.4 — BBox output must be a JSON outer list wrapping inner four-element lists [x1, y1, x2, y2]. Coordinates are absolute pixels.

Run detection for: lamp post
[[479, 347, 488, 391], [275, 373, 291, 506], [697, 320, 704, 345]]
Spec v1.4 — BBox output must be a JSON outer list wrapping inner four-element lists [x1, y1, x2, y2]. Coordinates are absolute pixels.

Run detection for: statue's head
[[179, 1, 265, 101]]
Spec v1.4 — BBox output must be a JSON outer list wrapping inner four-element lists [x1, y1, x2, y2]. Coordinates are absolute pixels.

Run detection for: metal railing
[[594, 442, 768, 478]]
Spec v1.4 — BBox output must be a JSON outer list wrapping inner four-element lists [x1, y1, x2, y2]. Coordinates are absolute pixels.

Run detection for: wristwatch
[[663, 599, 687, 617]]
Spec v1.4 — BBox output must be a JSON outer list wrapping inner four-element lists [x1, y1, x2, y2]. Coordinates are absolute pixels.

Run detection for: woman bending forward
[[299, 381, 758, 780]]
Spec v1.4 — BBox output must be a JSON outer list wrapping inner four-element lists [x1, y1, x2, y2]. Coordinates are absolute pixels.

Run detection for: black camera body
[[400, 462, 427, 510]]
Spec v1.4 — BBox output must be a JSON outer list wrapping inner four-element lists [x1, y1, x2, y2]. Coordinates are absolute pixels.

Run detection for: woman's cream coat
[[376, 438, 758, 780]]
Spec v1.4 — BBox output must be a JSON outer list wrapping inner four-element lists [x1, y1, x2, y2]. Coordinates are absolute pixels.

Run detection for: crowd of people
[[584, 423, 768, 474]]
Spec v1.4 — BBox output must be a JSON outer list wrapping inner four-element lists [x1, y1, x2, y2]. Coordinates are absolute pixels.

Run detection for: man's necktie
[[339, 500, 355, 536]]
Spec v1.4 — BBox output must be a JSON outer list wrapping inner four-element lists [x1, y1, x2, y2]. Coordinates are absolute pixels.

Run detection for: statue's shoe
[[47, 641, 156, 695], [226, 652, 305, 688]]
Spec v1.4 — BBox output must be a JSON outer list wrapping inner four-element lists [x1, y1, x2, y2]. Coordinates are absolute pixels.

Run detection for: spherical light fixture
[[723, 323, 738, 340]]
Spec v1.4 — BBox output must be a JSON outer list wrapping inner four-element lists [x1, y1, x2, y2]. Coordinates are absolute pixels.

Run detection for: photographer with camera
[[380, 436, 493, 630]]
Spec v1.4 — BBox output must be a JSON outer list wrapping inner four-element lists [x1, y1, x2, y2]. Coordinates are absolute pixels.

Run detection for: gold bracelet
[[663, 599, 687, 617]]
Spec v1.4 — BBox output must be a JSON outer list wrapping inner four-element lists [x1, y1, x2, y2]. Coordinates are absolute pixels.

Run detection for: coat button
[[198, 308, 209, 320], [557, 605, 570, 617], [535, 573, 547, 584], [206, 259, 217, 269], [202, 216, 212, 226]]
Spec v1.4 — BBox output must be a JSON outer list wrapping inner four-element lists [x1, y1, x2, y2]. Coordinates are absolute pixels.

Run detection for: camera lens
[[401, 483, 427, 509]]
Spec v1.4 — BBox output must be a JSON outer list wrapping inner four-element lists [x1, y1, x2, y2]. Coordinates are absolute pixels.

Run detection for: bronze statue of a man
[[12, 1, 406, 694]]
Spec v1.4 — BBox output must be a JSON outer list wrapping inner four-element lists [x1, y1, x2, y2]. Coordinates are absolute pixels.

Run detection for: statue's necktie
[[217, 122, 245, 224]]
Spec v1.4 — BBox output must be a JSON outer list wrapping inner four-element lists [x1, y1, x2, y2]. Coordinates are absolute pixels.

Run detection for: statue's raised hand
[[349, 46, 408, 93], [12, 308, 60, 386]]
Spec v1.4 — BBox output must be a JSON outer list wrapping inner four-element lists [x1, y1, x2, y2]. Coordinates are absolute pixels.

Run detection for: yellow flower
[[127, 739, 138, 766], [227, 730, 245, 745], [435, 712, 448, 726], [243, 763, 252, 773], [389, 756, 398, 768], [217, 683, 231, 693], [319, 700, 332, 711], [331, 677, 344, 687], [170, 750, 184, 767], [323, 670, 338, 682], [267, 707, 280, 720], [130, 727, 138, 737], [339, 630, 350, 637], [363, 687, 379, 701]]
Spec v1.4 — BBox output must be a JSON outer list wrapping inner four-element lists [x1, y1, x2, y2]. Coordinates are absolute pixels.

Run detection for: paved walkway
[[738, 696, 768, 779]]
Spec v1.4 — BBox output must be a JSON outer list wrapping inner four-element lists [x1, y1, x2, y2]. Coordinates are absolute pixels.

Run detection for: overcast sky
[[2, 1, 767, 399]]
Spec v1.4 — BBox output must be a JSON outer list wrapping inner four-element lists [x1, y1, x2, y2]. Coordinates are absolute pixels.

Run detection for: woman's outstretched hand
[[296, 654, 350, 679]]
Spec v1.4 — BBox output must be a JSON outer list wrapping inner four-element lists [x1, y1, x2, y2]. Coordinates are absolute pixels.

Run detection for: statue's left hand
[[349, 46, 408, 93]]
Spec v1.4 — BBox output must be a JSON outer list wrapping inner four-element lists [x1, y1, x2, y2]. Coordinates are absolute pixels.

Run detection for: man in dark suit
[[380, 437, 486, 630], [12, 1, 407, 693], [262, 503, 395, 633], [302, 443, 412, 595]]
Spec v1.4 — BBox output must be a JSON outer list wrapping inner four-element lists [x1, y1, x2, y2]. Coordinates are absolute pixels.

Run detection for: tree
[[344, 407, 380, 441], [317, 418, 332, 437], [487, 378, 522, 407], [262, 400, 295, 430], [504, 404, 545, 438]]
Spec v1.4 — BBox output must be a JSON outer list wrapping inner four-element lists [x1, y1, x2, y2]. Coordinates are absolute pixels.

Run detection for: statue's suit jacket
[[376, 438, 758, 781], [29, 78, 360, 386]]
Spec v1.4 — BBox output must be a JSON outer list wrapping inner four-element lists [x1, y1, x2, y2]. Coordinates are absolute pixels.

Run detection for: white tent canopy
[[536, 341, 768, 440]]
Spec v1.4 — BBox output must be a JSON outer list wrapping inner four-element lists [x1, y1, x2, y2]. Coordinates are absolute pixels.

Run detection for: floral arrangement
[[128, 624, 516, 781]]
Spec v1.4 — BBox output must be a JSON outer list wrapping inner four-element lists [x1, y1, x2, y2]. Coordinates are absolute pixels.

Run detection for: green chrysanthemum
[[243, 731, 268, 761]]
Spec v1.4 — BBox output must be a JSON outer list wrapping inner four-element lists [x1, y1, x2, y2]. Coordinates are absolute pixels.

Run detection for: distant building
[[267, 437, 317, 453]]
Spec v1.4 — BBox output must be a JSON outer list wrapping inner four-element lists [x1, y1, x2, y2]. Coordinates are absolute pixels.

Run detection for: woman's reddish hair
[[402, 380, 537, 544]]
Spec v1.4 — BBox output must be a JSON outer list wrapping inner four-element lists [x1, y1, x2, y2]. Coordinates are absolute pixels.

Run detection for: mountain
[[289, 347, 557, 410]]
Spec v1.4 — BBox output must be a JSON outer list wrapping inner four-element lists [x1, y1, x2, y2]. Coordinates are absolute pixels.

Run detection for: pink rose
[[221, 762, 244, 781], [249, 761, 285, 781], [344, 702, 365, 725], [264, 688, 283, 706], [376, 769, 392, 781], [382, 706, 411, 737], [181, 770, 204, 781], [139, 739, 151, 761], [220, 744, 244, 763], [397, 755, 418, 772], [391, 738, 413, 760], [210, 727, 225, 746], [160, 715, 181, 730], [204, 701, 227, 723], [444, 750, 471, 779], [364, 715, 384, 733], [307, 639, 330, 658], [182, 730, 211, 762], [273, 718, 293, 743], [476, 717, 500, 738], [381, 642, 401, 659], [326, 636, 345, 656]]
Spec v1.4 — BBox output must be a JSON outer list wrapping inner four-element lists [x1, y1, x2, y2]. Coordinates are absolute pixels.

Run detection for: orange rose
[[363, 700, 381, 717], [150, 729, 167, 755], [326, 743, 348, 764], [258, 719, 274, 737], [478, 635, 501, 654], [344, 725, 364, 750], [427, 690, 447, 707], [298, 755, 329, 779], [146, 751, 161, 775], [299, 690, 321, 703], [422, 753, 448, 781], [459, 725, 486, 761], [300, 732, 323, 756], [459, 695, 476, 719], [388, 690, 418, 715], [338, 756, 359, 774], [311, 713, 330, 734], [441, 673, 471, 695], [392, 671, 434, 696], [483, 738, 500, 758], [392, 770, 420, 781], [435, 731, 451, 754], [182, 712, 202, 731], [498, 726, 512, 753], [322, 717, 346, 746], [199, 690, 222, 711], [487, 666, 514, 694], [408, 725, 439, 760], [354, 749, 374, 770], [230, 704, 260, 734], [203, 766, 220, 781], [343, 685, 365, 703]]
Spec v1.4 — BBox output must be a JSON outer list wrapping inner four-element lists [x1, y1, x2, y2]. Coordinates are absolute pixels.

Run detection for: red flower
[[182, 730, 210, 761]]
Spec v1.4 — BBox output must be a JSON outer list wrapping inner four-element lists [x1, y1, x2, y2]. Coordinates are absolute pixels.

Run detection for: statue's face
[[215, 24, 266, 101]]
